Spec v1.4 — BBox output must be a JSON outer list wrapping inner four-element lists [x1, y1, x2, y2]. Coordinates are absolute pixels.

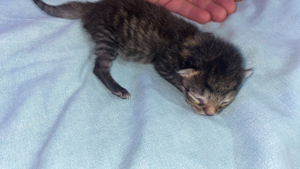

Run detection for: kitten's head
[[178, 67, 252, 116]]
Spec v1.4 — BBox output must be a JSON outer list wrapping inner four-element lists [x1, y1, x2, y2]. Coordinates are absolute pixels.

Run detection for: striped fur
[[33, 0, 252, 115], [33, 0, 94, 19]]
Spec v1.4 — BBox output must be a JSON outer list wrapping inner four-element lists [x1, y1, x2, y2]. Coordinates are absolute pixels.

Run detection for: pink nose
[[203, 107, 216, 116]]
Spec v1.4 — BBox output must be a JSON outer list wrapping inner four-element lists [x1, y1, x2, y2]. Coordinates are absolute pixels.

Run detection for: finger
[[188, 0, 227, 22], [204, 2, 227, 22], [213, 0, 237, 15], [164, 0, 211, 24]]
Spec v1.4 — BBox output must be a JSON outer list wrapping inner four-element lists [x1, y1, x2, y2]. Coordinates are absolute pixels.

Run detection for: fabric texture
[[1, 0, 300, 168]]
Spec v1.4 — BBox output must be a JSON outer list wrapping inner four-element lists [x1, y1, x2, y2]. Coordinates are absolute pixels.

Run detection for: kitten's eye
[[220, 101, 231, 107], [221, 101, 228, 106], [198, 102, 204, 106], [221, 94, 235, 107], [197, 99, 204, 106]]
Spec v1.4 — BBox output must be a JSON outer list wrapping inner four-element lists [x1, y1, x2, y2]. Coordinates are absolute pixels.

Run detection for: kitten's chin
[[191, 105, 217, 116], [186, 98, 216, 116]]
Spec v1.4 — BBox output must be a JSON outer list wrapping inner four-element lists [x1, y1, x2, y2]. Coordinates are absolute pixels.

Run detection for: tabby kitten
[[32, 0, 252, 115]]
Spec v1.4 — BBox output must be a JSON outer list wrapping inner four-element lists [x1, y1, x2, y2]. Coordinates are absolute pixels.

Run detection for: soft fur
[[32, 0, 252, 115]]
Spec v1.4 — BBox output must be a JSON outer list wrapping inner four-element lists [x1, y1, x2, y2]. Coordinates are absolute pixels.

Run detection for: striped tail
[[32, 0, 94, 19]]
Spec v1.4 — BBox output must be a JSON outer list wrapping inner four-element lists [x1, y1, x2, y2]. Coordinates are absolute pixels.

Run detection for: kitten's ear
[[177, 68, 199, 77], [244, 68, 253, 78]]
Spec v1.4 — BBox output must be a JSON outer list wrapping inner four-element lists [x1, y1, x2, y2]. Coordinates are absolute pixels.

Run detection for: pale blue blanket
[[1, 0, 300, 168]]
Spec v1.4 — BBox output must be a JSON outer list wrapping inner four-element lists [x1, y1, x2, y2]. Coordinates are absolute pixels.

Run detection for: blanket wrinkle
[[0, 69, 60, 132], [29, 20, 78, 50], [249, 0, 268, 22], [117, 76, 166, 168], [119, 101, 147, 169], [31, 77, 87, 169], [283, 40, 300, 75]]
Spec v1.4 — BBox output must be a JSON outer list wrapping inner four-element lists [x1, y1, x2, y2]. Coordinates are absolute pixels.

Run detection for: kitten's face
[[183, 80, 237, 116], [178, 68, 251, 116]]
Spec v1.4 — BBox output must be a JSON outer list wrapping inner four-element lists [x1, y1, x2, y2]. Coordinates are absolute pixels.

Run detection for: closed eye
[[220, 100, 233, 107], [198, 101, 204, 106], [187, 92, 206, 105], [221, 101, 229, 106], [221, 93, 236, 106], [184, 86, 207, 105]]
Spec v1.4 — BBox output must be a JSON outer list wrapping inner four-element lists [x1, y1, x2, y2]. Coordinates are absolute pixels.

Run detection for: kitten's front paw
[[112, 87, 131, 99]]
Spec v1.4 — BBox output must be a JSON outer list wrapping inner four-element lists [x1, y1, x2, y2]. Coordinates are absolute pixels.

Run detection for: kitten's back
[[82, 0, 199, 63]]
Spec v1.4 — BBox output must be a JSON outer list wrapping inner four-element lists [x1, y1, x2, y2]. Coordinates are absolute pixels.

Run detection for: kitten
[[32, 0, 252, 115]]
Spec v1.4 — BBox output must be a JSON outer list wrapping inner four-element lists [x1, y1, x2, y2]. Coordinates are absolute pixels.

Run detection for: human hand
[[147, 0, 242, 24]]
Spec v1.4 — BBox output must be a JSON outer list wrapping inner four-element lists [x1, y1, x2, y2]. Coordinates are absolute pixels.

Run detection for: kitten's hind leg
[[93, 44, 130, 99]]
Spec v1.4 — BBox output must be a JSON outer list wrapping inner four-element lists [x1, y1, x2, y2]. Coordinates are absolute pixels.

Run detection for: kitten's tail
[[32, 0, 94, 19]]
